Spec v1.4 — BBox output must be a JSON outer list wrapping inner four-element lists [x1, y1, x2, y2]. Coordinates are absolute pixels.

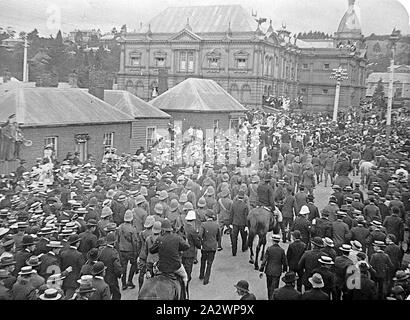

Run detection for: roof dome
[[337, 0, 362, 34]]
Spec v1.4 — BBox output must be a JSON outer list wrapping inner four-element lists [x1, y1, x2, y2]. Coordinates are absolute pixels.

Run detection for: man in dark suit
[[383, 207, 404, 244], [272, 271, 302, 300], [350, 216, 370, 250], [369, 240, 394, 300], [286, 230, 306, 292], [348, 262, 377, 300], [198, 210, 220, 285], [13, 235, 36, 277], [306, 195, 320, 222], [384, 234, 403, 293], [90, 262, 111, 300], [302, 273, 329, 300], [60, 234, 85, 299], [38, 240, 63, 279], [150, 219, 190, 294], [229, 190, 249, 256], [98, 232, 123, 300], [182, 211, 202, 284], [259, 234, 288, 300], [334, 244, 354, 300], [33, 227, 54, 256], [312, 256, 336, 299], [311, 211, 332, 238], [298, 236, 324, 292], [78, 219, 98, 258], [291, 206, 311, 246]]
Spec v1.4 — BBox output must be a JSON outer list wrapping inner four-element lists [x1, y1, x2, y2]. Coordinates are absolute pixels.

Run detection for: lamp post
[[330, 66, 348, 122], [23, 35, 29, 82], [386, 28, 401, 139]]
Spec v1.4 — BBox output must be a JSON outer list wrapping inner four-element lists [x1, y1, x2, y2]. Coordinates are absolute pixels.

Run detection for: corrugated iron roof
[[0, 87, 133, 126], [149, 78, 246, 113], [103, 90, 171, 119], [142, 5, 258, 34]]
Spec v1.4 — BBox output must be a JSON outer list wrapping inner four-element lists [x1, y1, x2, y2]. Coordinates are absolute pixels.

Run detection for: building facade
[[297, 0, 367, 112], [117, 5, 300, 108], [117, 2, 367, 112]]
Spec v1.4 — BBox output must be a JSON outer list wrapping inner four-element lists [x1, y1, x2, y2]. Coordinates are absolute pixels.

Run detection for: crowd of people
[[0, 107, 409, 300]]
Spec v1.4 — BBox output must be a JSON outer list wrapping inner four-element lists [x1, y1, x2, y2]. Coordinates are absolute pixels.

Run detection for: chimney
[[158, 68, 168, 95], [68, 72, 78, 88], [88, 69, 106, 101], [89, 86, 105, 101], [3, 69, 11, 83]]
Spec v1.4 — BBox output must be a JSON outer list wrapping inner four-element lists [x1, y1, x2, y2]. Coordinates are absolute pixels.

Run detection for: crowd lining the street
[[0, 107, 409, 300]]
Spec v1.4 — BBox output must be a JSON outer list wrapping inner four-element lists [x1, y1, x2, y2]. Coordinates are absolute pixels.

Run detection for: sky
[[0, 0, 409, 37]]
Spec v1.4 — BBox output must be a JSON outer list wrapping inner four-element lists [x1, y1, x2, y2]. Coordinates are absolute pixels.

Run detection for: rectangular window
[[179, 51, 194, 72], [323, 89, 329, 94], [180, 52, 187, 71], [237, 58, 247, 69], [229, 119, 240, 131], [146, 126, 157, 149], [209, 57, 219, 68], [188, 52, 194, 72], [302, 63, 309, 69], [103, 132, 114, 148], [156, 57, 165, 67], [44, 136, 58, 157], [301, 88, 307, 94], [130, 56, 140, 66], [213, 119, 219, 130], [324, 63, 330, 69]]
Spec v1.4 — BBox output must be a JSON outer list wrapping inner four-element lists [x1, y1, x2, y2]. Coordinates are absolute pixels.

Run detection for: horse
[[247, 206, 279, 270], [138, 273, 186, 300]]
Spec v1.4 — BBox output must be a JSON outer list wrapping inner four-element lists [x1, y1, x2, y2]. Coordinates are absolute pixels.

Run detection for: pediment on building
[[169, 29, 202, 42]]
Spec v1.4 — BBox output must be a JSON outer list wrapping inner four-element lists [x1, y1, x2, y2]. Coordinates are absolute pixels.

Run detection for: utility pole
[[330, 66, 348, 122], [23, 36, 29, 82], [386, 28, 401, 140]]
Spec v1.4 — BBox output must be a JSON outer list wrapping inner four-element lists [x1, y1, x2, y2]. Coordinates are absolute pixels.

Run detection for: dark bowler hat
[[91, 261, 106, 275], [22, 235, 35, 247], [161, 219, 173, 232], [234, 280, 249, 292], [311, 237, 324, 247], [281, 271, 298, 283]]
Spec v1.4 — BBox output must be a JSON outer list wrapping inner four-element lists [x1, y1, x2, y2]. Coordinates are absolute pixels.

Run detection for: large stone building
[[117, 5, 300, 108], [117, 2, 367, 112], [297, 0, 367, 112]]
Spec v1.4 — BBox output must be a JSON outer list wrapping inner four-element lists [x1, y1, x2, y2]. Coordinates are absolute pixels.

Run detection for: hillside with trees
[[0, 27, 120, 88]]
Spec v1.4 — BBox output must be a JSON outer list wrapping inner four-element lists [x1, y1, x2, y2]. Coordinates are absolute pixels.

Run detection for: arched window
[[267, 85, 272, 96], [267, 57, 272, 76], [151, 81, 158, 98], [241, 84, 251, 103], [135, 81, 144, 98], [265, 56, 269, 75], [271, 58, 275, 77], [230, 84, 240, 101], [125, 80, 135, 94], [263, 85, 268, 96]]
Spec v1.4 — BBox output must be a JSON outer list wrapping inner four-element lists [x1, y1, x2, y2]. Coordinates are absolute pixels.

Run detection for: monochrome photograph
[[0, 0, 409, 303]]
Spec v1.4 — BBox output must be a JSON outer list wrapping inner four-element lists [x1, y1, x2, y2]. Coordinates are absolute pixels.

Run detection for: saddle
[[154, 270, 188, 300]]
